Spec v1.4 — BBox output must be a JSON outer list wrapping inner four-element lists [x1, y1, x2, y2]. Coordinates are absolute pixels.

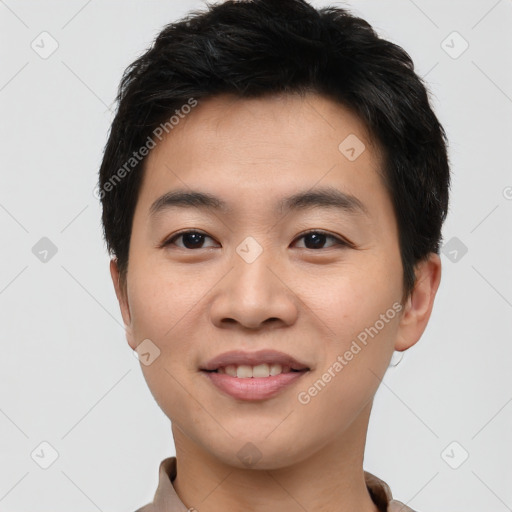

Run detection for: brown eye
[[163, 230, 218, 249], [293, 230, 349, 250], [162, 229, 351, 251]]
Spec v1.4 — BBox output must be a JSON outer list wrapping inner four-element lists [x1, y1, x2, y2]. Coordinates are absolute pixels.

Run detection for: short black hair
[[98, 0, 450, 303]]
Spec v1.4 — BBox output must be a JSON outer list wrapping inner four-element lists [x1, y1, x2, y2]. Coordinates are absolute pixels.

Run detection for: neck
[[171, 401, 380, 512]]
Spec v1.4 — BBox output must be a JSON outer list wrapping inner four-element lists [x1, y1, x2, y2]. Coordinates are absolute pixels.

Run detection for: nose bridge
[[209, 235, 298, 329], [232, 234, 280, 302], [234, 237, 276, 298]]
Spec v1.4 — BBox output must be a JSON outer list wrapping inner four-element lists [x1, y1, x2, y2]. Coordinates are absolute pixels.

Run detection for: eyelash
[[161, 229, 353, 250]]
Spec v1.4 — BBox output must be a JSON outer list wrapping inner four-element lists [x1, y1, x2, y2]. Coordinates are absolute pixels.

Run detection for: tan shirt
[[134, 457, 416, 512]]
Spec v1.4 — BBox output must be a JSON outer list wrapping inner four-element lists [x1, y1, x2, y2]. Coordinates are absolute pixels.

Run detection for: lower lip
[[201, 370, 308, 401]]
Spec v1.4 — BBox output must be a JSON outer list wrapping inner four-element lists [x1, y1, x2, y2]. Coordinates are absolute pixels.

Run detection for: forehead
[[137, 92, 388, 221]]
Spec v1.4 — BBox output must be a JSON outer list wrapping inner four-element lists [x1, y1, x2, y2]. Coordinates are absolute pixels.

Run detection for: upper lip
[[200, 350, 310, 371]]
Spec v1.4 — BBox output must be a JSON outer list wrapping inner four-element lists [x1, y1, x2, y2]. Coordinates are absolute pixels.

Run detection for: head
[[99, 0, 449, 468]]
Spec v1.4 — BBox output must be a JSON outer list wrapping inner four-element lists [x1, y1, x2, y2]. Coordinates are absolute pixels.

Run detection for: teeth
[[216, 363, 291, 378], [252, 364, 270, 378], [236, 365, 253, 378], [269, 363, 283, 376], [224, 365, 237, 377]]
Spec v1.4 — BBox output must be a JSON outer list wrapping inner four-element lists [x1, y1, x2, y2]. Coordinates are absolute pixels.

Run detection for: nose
[[209, 247, 299, 331]]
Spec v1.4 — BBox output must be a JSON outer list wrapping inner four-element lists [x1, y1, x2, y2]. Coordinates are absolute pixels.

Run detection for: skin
[[110, 92, 441, 512]]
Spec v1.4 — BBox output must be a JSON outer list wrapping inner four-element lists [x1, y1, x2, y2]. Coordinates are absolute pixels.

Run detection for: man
[[98, 1, 450, 510]]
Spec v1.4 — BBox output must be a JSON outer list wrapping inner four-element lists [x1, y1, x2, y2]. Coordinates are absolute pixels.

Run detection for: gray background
[[1, 0, 511, 510]]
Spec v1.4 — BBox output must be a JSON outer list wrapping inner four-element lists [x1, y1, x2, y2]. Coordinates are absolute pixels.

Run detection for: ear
[[395, 253, 442, 352], [110, 259, 136, 350]]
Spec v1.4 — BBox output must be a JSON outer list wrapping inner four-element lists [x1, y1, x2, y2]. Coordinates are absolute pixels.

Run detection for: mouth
[[199, 350, 311, 401], [202, 363, 308, 378], [200, 349, 311, 374]]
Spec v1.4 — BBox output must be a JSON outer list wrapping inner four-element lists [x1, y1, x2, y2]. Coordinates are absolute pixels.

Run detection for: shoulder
[[133, 506, 153, 512], [388, 499, 418, 511], [364, 470, 418, 512]]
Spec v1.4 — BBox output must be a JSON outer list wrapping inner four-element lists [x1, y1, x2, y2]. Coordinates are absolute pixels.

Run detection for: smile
[[201, 367, 309, 401]]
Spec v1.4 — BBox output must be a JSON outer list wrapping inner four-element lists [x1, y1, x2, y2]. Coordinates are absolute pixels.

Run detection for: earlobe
[[394, 253, 442, 352], [109, 259, 136, 350]]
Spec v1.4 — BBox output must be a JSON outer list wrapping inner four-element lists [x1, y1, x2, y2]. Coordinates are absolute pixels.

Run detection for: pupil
[[305, 233, 325, 249], [183, 233, 204, 248]]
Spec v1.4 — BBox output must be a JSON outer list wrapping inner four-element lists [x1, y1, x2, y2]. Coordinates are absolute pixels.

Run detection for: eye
[[292, 230, 351, 250], [161, 229, 352, 251], [162, 230, 218, 249]]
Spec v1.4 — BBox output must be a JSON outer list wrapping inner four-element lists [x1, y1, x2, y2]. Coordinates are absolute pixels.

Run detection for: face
[[111, 92, 438, 469]]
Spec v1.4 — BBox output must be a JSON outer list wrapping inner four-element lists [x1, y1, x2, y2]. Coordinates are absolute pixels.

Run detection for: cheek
[[126, 261, 206, 382], [128, 270, 197, 419], [304, 263, 402, 409], [296, 301, 401, 435], [309, 260, 401, 336], [127, 258, 200, 340]]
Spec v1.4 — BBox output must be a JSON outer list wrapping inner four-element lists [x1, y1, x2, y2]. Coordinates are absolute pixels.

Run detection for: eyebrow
[[149, 186, 369, 218]]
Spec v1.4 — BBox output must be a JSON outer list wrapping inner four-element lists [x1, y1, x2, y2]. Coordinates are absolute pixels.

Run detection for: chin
[[199, 433, 311, 470]]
